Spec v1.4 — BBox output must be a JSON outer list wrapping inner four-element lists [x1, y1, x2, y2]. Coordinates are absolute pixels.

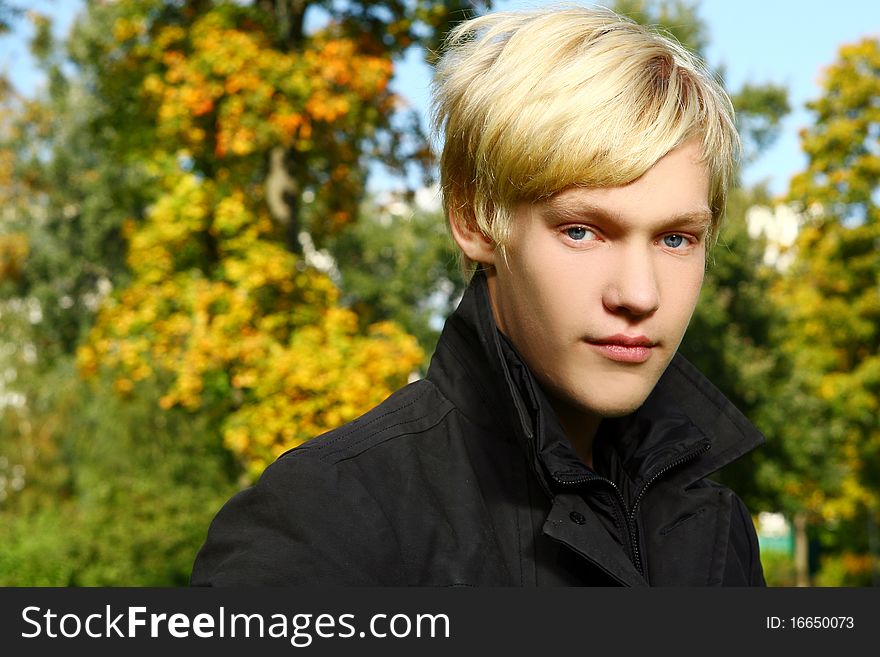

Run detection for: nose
[[602, 245, 660, 318]]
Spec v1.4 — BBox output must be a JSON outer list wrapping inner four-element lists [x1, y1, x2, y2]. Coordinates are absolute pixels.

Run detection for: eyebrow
[[541, 199, 713, 233]]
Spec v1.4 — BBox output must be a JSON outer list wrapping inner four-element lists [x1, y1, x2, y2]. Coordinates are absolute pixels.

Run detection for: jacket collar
[[426, 270, 765, 493]]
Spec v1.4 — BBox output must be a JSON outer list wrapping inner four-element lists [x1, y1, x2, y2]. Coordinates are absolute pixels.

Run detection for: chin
[[588, 401, 645, 419], [542, 375, 654, 422], [577, 390, 652, 419]]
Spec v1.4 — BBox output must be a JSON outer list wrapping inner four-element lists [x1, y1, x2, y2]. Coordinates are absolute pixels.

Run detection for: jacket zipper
[[552, 440, 711, 577], [625, 441, 711, 576]]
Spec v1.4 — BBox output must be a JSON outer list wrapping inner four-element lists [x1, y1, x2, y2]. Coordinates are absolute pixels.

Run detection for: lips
[[585, 334, 656, 363]]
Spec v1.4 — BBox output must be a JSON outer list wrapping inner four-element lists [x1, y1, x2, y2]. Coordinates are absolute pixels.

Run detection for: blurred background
[[0, 0, 877, 586]]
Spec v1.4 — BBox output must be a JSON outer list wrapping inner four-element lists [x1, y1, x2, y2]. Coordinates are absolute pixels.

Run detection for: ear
[[448, 209, 497, 265]]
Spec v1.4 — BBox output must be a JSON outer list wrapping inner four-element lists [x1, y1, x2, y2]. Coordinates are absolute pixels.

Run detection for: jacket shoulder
[[191, 447, 403, 585], [190, 380, 458, 586], [281, 379, 456, 465]]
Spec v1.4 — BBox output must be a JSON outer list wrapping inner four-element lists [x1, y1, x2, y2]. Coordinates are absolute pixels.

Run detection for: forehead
[[537, 141, 712, 228]]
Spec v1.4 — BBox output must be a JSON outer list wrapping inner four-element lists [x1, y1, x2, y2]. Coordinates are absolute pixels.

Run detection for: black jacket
[[191, 272, 766, 586]]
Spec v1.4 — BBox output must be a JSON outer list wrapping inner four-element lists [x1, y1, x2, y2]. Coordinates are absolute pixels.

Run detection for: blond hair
[[432, 5, 740, 271]]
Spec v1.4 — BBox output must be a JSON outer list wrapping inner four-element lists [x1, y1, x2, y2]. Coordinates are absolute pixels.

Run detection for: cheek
[[669, 264, 705, 323], [516, 253, 580, 325], [493, 256, 569, 348], [689, 265, 706, 303]]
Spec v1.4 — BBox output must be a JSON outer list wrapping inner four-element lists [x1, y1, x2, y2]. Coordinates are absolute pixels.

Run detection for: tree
[[0, 356, 242, 585], [770, 37, 880, 584], [0, 6, 142, 360], [325, 194, 466, 363], [66, 0, 492, 477]]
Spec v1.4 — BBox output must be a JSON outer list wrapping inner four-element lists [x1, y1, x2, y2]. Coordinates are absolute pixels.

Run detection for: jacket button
[[569, 511, 586, 525]]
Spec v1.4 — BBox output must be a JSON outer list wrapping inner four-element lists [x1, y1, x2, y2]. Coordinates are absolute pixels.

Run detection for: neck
[[546, 395, 601, 468]]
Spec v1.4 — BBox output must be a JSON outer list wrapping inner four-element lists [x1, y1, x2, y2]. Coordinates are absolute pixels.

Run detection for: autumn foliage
[[74, 2, 429, 479], [77, 171, 421, 478], [773, 38, 880, 524]]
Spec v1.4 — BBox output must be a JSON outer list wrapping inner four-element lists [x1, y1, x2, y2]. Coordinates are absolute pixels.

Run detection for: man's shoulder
[[276, 378, 457, 468]]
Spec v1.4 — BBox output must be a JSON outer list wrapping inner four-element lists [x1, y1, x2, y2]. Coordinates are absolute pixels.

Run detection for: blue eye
[[663, 234, 686, 248], [566, 226, 590, 241]]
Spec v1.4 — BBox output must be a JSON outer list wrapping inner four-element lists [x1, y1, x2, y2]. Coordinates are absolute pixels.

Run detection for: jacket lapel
[[640, 354, 765, 485]]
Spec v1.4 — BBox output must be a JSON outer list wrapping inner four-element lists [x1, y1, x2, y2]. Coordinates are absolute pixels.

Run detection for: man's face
[[484, 141, 710, 424]]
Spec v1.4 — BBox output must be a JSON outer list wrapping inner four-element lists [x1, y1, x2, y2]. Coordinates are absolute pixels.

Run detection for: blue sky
[[694, 0, 879, 195], [3, 1, 878, 197]]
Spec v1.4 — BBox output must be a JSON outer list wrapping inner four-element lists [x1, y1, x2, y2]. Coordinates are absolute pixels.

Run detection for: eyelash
[[560, 225, 700, 251], [563, 226, 597, 242], [661, 234, 693, 249]]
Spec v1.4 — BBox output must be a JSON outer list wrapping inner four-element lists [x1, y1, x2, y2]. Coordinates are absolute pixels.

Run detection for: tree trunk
[[794, 512, 810, 587]]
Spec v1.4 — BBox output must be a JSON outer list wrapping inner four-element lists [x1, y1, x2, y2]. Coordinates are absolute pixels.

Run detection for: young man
[[192, 6, 765, 586]]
